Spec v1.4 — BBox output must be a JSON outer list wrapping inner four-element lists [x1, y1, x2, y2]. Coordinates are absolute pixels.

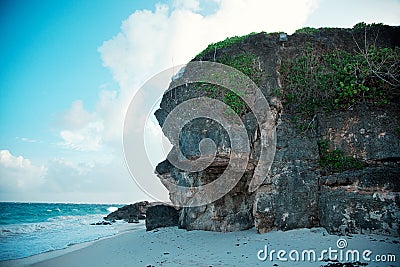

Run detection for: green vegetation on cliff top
[[280, 44, 399, 117], [193, 23, 399, 120], [194, 32, 257, 60]]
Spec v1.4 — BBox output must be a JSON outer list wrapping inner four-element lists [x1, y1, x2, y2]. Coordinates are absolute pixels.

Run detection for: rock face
[[318, 107, 400, 236], [253, 118, 320, 233], [104, 201, 150, 223], [319, 168, 400, 236], [145, 203, 180, 231], [155, 26, 400, 236]]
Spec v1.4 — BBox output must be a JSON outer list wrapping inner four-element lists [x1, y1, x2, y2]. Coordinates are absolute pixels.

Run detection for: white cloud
[[59, 121, 104, 151], [305, 0, 400, 28], [43, 159, 87, 192], [0, 150, 47, 192], [59, 100, 97, 130], [0, 150, 149, 203], [56, 100, 103, 152], [173, 0, 201, 11], [144, 119, 172, 167], [95, 89, 126, 142], [40, 154, 151, 203], [16, 137, 40, 143]]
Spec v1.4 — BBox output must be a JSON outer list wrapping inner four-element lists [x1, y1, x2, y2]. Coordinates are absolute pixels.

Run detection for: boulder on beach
[[145, 203, 179, 231]]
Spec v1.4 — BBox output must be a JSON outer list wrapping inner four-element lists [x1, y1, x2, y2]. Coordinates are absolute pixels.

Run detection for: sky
[[0, 0, 399, 204]]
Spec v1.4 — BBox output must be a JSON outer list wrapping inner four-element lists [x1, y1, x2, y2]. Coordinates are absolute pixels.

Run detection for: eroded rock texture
[[254, 117, 320, 233], [318, 107, 400, 236], [155, 27, 400, 236]]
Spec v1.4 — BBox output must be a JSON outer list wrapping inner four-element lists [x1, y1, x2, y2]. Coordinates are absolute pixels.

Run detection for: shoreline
[[1, 226, 398, 267], [0, 222, 145, 267]]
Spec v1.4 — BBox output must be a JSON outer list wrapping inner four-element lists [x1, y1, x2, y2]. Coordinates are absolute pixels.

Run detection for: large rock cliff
[[155, 25, 400, 236]]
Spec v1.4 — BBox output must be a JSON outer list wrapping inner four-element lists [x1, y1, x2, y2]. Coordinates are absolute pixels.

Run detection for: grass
[[194, 32, 257, 60]]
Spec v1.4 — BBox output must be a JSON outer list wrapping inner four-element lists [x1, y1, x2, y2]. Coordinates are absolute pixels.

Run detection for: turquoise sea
[[0, 202, 126, 261]]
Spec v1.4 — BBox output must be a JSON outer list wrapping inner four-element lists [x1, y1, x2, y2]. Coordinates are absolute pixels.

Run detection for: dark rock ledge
[[102, 201, 180, 231], [104, 201, 150, 223]]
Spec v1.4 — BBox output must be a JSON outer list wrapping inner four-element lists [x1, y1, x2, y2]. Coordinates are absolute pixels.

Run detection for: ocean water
[[0, 202, 132, 261]]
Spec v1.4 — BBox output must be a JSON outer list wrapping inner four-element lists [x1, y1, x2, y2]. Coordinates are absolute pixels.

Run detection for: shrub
[[318, 140, 363, 174], [352, 22, 385, 31], [217, 54, 261, 84], [194, 52, 262, 116], [280, 43, 399, 118], [295, 27, 318, 34]]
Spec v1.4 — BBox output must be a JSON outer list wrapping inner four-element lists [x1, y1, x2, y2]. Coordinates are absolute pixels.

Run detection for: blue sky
[[1, 0, 399, 203], [0, 0, 157, 159]]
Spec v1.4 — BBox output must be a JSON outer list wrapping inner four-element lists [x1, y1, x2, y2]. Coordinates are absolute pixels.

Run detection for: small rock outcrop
[[104, 201, 150, 223], [91, 221, 112, 226], [145, 203, 180, 231]]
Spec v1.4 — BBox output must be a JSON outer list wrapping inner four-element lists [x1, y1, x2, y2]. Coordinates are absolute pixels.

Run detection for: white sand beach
[[1, 225, 398, 267]]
